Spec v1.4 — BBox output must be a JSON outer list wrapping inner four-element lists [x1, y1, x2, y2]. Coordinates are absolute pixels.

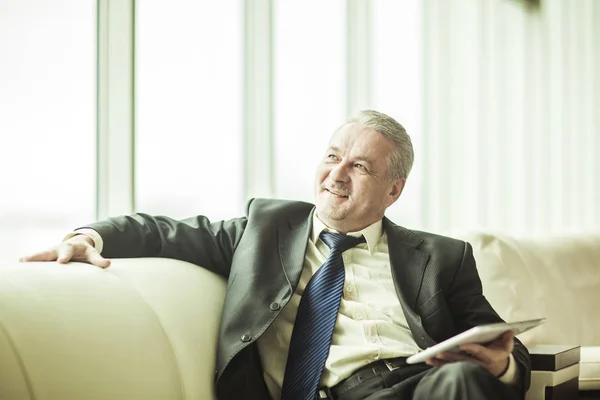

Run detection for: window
[[273, 0, 346, 202], [0, 0, 96, 259], [135, 1, 244, 222], [371, 0, 422, 228]]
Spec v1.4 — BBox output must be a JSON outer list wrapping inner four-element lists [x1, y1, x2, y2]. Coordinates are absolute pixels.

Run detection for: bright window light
[[273, 0, 346, 203], [372, 0, 422, 228], [0, 0, 96, 260], [135, 1, 244, 222]]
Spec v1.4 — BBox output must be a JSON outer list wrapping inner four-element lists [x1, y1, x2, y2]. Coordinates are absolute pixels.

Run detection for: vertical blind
[[420, 0, 600, 236]]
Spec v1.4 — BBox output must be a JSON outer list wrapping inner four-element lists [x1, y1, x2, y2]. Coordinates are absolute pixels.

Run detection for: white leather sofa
[[460, 232, 600, 399], [0, 258, 225, 400], [0, 232, 599, 399]]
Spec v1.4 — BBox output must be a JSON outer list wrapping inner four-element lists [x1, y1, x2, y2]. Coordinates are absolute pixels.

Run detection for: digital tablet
[[406, 318, 546, 364]]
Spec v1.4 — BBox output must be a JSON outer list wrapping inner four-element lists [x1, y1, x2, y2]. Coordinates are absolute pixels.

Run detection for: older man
[[22, 110, 530, 400]]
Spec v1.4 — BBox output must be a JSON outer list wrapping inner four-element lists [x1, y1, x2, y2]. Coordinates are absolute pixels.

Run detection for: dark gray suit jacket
[[86, 198, 531, 400]]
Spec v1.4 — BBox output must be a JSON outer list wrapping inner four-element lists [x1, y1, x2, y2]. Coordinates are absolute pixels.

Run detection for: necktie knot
[[320, 231, 366, 253]]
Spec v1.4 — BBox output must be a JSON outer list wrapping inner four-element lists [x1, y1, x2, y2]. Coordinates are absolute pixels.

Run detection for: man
[[22, 110, 530, 399]]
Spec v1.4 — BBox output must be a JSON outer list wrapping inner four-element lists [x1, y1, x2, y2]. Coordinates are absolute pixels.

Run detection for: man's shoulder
[[411, 229, 466, 247], [389, 224, 470, 269], [244, 198, 315, 218], [384, 218, 467, 254]]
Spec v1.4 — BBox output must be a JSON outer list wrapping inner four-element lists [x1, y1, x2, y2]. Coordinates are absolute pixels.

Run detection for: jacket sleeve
[[80, 210, 248, 278], [446, 242, 531, 397]]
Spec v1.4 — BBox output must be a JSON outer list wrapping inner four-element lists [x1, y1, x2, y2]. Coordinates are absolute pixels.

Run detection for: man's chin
[[317, 204, 348, 222]]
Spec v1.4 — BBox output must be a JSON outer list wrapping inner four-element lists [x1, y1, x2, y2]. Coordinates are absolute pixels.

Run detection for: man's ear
[[385, 178, 406, 207]]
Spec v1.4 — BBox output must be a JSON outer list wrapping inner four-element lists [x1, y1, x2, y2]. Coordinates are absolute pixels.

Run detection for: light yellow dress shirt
[[256, 215, 421, 399], [70, 214, 517, 399]]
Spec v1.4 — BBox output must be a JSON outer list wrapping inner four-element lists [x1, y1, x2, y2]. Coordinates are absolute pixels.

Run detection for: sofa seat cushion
[[581, 346, 600, 390]]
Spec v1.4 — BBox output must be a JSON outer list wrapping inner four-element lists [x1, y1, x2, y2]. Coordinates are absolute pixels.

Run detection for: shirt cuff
[[498, 354, 518, 384], [62, 228, 104, 254]]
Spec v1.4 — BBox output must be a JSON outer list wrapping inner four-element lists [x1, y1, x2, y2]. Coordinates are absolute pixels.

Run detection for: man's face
[[314, 123, 405, 233]]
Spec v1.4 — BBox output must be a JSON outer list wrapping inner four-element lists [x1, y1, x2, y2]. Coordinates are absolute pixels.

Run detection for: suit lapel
[[384, 218, 436, 348], [276, 211, 437, 347], [277, 207, 314, 290]]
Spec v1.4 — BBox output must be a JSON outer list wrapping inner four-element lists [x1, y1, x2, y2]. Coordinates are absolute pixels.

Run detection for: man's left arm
[[438, 242, 531, 395]]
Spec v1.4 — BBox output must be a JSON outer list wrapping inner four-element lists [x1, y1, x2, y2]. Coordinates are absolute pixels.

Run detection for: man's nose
[[329, 163, 350, 182]]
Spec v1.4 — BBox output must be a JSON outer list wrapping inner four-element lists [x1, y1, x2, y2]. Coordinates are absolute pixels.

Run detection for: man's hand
[[425, 330, 514, 377], [19, 234, 111, 268]]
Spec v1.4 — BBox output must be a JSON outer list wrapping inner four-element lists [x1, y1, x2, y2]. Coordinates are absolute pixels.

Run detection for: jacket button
[[241, 333, 252, 342], [270, 302, 280, 311]]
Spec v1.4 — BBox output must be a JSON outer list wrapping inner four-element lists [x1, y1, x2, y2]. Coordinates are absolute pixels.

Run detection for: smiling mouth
[[325, 188, 349, 198]]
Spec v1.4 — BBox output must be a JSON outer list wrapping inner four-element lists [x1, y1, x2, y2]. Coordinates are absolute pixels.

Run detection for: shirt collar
[[311, 213, 383, 254]]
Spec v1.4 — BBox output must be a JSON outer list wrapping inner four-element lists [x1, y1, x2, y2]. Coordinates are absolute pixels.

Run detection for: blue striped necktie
[[281, 231, 366, 400]]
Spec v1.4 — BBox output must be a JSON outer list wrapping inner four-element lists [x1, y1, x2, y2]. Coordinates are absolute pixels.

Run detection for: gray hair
[[344, 110, 414, 180]]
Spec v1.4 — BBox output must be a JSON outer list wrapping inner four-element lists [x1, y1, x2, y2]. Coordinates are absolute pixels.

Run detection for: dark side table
[[528, 344, 581, 400]]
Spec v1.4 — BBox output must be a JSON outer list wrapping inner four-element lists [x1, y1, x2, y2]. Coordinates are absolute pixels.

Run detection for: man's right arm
[[81, 213, 247, 277], [21, 212, 248, 278]]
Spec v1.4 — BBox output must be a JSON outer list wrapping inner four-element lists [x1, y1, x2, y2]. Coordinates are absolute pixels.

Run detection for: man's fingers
[[86, 247, 111, 268], [436, 351, 480, 363], [90, 254, 111, 268], [427, 353, 487, 370], [19, 237, 109, 268], [57, 244, 75, 263], [19, 248, 59, 262], [501, 330, 515, 349], [425, 357, 451, 367], [483, 330, 515, 352], [485, 330, 514, 349], [459, 343, 486, 354], [458, 343, 494, 364]]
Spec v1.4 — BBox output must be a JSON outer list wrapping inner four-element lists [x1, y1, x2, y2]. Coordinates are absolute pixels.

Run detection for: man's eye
[[354, 163, 364, 169], [327, 154, 337, 160]]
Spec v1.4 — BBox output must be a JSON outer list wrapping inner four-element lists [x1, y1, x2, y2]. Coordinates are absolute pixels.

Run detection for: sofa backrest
[[457, 232, 600, 347]]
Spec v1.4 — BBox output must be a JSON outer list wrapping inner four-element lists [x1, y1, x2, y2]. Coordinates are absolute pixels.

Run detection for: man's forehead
[[328, 127, 383, 151]]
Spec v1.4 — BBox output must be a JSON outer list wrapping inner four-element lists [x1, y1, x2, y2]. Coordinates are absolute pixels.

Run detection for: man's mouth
[[325, 188, 349, 198]]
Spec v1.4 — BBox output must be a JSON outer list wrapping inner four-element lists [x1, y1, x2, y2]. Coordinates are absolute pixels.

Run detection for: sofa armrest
[[0, 258, 227, 400], [526, 345, 581, 400]]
